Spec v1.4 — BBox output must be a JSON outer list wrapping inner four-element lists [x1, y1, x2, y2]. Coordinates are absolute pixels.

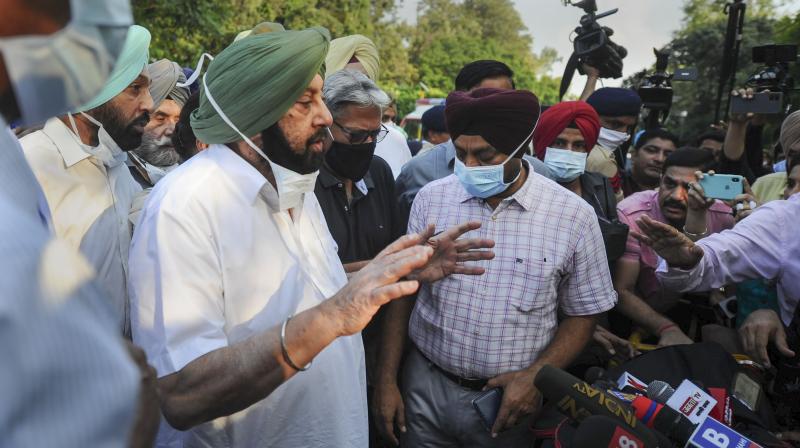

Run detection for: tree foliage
[[624, 0, 788, 140], [133, 0, 562, 116]]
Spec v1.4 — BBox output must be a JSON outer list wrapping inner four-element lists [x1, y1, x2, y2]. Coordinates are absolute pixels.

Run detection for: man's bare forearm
[[525, 315, 597, 374], [377, 296, 415, 384], [724, 121, 747, 161], [616, 289, 672, 335], [157, 300, 341, 430]]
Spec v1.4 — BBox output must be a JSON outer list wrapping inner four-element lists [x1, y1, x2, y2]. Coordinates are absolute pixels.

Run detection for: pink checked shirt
[[616, 190, 734, 309], [407, 165, 617, 379]]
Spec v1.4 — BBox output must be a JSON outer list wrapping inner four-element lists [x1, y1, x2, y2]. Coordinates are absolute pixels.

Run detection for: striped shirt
[[408, 163, 617, 379]]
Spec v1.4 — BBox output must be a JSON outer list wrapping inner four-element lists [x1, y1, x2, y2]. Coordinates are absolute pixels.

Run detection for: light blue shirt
[[0, 121, 139, 446], [657, 193, 800, 325]]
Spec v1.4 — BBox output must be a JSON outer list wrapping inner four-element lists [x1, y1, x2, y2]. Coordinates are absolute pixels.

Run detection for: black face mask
[[325, 140, 377, 181]]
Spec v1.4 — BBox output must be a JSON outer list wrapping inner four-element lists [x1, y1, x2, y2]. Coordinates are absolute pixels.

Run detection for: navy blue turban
[[422, 105, 447, 133], [586, 87, 642, 117]]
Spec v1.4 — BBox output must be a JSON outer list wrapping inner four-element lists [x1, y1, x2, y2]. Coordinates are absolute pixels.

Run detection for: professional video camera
[[558, 0, 628, 99], [637, 48, 697, 129], [728, 44, 798, 115], [746, 44, 796, 92]]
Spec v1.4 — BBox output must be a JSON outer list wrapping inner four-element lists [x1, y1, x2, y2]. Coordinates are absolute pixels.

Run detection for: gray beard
[[132, 134, 180, 167]]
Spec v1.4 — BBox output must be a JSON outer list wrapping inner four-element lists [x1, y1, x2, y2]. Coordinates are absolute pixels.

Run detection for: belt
[[418, 348, 488, 391]]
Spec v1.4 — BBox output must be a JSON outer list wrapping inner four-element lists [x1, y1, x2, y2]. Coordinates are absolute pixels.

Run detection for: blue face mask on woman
[[454, 135, 529, 199]]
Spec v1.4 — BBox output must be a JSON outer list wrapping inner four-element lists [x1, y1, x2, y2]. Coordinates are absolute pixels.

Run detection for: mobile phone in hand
[[472, 387, 503, 432]]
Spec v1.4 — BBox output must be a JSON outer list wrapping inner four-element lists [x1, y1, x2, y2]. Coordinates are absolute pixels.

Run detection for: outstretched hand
[[411, 221, 495, 283], [631, 215, 704, 270], [330, 233, 433, 336]]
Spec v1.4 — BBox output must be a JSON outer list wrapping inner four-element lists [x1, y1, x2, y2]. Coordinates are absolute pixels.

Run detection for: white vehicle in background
[[401, 98, 445, 140]]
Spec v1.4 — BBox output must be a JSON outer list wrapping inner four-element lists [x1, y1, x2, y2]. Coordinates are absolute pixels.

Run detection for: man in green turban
[[21, 24, 153, 336], [129, 26, 493, 447]]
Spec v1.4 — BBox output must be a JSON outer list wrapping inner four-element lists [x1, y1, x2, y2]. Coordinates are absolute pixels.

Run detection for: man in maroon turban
[[375, 89, 616, 447]]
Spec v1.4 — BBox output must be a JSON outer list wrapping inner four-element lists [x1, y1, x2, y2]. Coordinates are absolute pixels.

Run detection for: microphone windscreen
[[647, 380, 674, 404]]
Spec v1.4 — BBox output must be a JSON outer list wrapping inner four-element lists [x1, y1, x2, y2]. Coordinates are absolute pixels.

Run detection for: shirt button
[[491, 215, 498, 221], [473, 330, 480, 335]]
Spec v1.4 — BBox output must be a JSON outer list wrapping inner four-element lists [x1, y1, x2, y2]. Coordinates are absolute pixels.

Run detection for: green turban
[[79, 25, 150, 111], [326, 34, 380, 81], [191, 27, 330, 144], [233, 21, 286, 43], [148, 59, 190, 108]]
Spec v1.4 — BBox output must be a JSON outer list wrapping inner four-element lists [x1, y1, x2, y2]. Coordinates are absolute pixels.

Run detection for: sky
[[397, 0, 800, 96]]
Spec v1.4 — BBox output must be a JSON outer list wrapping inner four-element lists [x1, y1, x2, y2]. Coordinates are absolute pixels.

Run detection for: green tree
[[409, 0, 562, 103], [625, 0, 781, 139]]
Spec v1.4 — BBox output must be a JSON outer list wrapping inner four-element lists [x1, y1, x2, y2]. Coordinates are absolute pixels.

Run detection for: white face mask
[[201, 73, 319, 211], [597, 127, 630, 149], [0, 0, 132, 126], [66, 112, 126, 167], [543, 147, 587, 183]]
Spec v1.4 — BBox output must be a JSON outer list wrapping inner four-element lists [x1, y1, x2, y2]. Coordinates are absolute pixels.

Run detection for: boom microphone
[[534, 365, 660, 447], [572, 415, 660, 448]]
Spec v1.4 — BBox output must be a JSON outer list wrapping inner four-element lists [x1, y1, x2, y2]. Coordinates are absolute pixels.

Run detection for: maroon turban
[[445, 88, 540, 155], [533, 101, 600, 160]]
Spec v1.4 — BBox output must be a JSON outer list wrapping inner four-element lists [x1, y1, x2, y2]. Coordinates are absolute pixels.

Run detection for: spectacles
[[333, 121, 389, 145]]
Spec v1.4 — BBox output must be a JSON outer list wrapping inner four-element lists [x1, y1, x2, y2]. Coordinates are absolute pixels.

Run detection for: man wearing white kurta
[[22, 25, 153, 335], [129, 27, 493, 447]]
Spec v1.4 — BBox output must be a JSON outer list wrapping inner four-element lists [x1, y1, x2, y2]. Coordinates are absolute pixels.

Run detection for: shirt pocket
[[508, 256, 559, 313]]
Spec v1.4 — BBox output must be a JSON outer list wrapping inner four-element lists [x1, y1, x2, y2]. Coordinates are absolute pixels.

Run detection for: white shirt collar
[[42, 118, 92, 168], [206, 144, 272, 206]]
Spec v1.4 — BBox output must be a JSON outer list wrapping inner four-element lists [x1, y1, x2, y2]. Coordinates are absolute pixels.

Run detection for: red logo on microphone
[[609, 427, 643, 448]]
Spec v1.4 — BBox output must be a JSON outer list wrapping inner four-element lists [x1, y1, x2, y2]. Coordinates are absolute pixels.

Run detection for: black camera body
[[746, 44, 797, 93], [569, 0, 627, 79], [637, 49, 696, 128]]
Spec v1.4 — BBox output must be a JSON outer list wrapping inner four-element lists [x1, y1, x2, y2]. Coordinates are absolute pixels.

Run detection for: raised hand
[[410, 221, 495, 283], [329, 234, 433, 336], [631, 215, 704, 270]]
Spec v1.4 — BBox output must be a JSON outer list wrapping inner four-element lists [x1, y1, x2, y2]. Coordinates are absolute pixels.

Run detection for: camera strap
[[559, 52, 581, 100]]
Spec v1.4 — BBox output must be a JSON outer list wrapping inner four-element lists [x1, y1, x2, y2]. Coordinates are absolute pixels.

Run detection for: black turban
[[445, 88, 540, 155], [455, 60, 515, 91]]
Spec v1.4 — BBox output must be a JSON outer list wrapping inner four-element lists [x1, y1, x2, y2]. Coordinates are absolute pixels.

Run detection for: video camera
[[727, 44, 798, 115], [558, 0, 627, 99], [637, 48, 697, 129]]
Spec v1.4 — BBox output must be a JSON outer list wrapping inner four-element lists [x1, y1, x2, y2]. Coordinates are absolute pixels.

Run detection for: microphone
[[647, 380, 717, 425], [534, 365, 660, 447], [635, 393, 762, 448], [647, 380, 674, 403], [631, 396, 695, 444], [572, 415, 660, 448]]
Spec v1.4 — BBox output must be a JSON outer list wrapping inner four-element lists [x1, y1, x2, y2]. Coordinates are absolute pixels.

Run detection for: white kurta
[[375, 126, 412, 179], [129, 144, 367, 448], [21, 118, 142, 335]]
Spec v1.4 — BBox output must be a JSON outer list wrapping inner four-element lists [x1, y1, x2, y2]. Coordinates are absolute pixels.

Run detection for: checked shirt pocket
[[508, 256, 558, 312]]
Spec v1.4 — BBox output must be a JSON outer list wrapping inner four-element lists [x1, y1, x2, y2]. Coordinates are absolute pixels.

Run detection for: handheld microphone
[[637, 390, 762, 448], [534, 365, 659, 447], [647, 380, 717, 425], [572, 415, 659, 448], [631, 396, 695, 444]]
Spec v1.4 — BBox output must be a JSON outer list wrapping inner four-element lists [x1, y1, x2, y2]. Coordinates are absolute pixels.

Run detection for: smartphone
[[699, 173, 743, 201], [472, 387, 503, 431], [729, 91, 783, 115]]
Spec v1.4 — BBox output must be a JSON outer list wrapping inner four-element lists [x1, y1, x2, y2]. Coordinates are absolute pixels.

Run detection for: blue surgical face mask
[[543, 147, 587, 183], [454, 137, 528, 199]]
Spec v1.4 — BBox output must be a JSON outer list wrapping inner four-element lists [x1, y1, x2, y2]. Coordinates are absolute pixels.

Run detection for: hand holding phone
[[472, 387, 503, 432], [699, 173, 744, 201]]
